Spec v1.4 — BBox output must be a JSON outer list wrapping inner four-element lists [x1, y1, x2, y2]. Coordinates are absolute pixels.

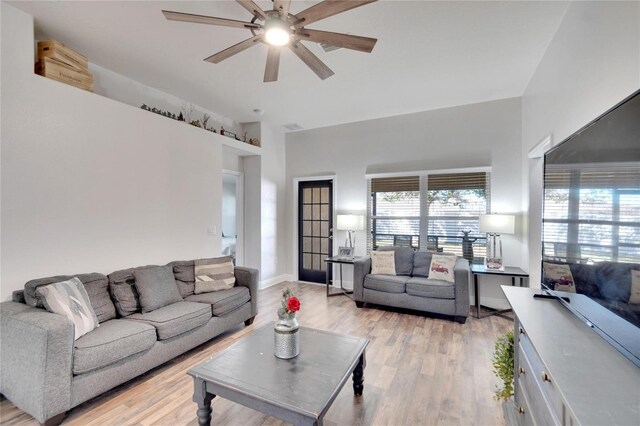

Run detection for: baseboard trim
[[260, 274, 294, 289], [476, 296, 511, 310]]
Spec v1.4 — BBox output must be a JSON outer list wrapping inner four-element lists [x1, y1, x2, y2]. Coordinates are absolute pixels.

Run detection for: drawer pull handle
[[541, 372, 551, 383], [519, 327, 525, 335], [519, 367, 525, 375], [518, 406, 525, 414]]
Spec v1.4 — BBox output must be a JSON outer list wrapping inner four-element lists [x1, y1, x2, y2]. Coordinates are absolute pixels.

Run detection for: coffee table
[[188, 323, 369, 426]]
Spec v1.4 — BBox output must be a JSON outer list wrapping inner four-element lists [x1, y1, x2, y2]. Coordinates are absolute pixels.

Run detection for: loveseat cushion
[[412, 252, 433, 277], [364, 274, 409, 294], [378, 246, 414, 275], [24, 273, 116, 323], [406, 277, 455, 299], [127, 301, 211, 340], [73, 319, 156, 375], [185, 286, 250, 316], [167, 259, 195, 298]]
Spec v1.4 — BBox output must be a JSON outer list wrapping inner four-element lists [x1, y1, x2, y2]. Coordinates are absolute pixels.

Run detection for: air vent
[[320, 43, 341, 53], [284, 123, 304, 131]]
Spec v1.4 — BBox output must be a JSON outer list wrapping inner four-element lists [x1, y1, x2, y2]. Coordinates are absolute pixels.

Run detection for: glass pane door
[[298, 180, 333, 283]]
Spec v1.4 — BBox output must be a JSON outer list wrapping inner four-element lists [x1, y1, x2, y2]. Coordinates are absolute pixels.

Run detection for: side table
[[324, 256, 360, 298], [471, 264, 528, 318]]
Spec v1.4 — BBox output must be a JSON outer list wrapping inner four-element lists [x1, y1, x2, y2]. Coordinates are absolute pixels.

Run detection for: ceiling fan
[[162, 0, 378, 82]]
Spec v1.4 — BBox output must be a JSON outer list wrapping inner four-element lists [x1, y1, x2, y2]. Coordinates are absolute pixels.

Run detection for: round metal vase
[[274, 312, 300, 359]]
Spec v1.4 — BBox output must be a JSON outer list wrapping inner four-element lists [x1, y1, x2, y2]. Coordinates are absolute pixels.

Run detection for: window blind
[[426, 172, 490, 256], [368, 176, 421, 251], [367, 171, 491, 255]]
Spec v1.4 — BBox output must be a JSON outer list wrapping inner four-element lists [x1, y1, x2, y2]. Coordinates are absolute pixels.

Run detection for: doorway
[[298, 179, 333, 283], [222, 171, 243, 265]]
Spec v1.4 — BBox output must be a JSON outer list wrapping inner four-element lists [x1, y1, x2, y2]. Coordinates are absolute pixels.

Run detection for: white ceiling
[[11, 1, 569, 131]]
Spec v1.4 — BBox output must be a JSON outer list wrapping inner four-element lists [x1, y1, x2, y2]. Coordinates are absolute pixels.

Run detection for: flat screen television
[[541, 89, 640, 367]]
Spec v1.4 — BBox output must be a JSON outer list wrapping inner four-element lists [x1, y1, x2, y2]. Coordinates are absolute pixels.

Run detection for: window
[[543, 164, 640, 263], [367, 171, 491, 257]]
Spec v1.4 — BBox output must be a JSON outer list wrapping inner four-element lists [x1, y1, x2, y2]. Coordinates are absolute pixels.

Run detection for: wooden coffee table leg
[[352, 352, 365, 395], [193, 377, 215, 426]]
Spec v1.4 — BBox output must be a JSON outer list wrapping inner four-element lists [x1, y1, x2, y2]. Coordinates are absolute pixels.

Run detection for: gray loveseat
[[353, 247, 470, 323], [0, 257, 258, 425]]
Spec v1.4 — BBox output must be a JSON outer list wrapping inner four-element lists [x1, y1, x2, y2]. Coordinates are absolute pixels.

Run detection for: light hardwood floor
[[0, 282, 511, 426]]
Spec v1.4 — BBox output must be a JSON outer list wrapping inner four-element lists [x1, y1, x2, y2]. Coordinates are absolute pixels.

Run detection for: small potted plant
[[492, 330, 514, 400]]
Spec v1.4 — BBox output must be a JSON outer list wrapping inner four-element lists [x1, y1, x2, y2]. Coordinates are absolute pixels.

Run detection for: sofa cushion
[[413, 251, 433, 278], [37, 277, 100, 340], [185, 286, 250, 316], [194, 256, 236, 294], [428, 254, 457, 283], [167, 260, 195, 298], [543, 262, 576, 292], [406, 277, 455, 299], [133, 266, 183, 313], [73, 319, 157, 375], [371, 251, 396, 275], [364, 274, 409, 294], [108, 265, 159, 317], [631, 270, 640, 304], [24, 273, 116, 323], [379, 246, 414, 275], [127, 301, 211, 340]]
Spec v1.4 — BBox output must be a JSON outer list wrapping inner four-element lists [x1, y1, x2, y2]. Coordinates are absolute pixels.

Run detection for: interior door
[[298, 180, 333, 283]]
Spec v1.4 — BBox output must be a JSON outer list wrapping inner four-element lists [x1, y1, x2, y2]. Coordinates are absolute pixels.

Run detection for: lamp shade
[[479, 214, 515, 235], [336, 214, 365, 231]]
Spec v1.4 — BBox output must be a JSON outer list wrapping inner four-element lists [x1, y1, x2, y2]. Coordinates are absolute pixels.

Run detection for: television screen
[[542, 89, 640, 366]]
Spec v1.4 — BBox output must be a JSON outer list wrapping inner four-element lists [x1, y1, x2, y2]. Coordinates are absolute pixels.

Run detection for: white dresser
[[503, 287, 640, 426]]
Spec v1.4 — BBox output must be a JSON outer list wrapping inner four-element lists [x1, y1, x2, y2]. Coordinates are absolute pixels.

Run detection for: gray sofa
[[353, 247, 470, 323], [0, 258, 259, 425]]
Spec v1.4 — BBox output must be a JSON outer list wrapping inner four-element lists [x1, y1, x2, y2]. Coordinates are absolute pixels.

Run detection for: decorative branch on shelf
[[140, 104, 263, 142]]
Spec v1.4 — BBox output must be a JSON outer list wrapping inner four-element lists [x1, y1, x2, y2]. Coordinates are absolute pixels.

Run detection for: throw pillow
[[371, 251, 396, 275], [429, 254, 457, 282], [412, 251, 432, 277], [194, 256, 236, 294], [543, 262, 576, 293], [36, 277, 99, 340], [630, 270, 640, 304], [133, 265, 183, 313]]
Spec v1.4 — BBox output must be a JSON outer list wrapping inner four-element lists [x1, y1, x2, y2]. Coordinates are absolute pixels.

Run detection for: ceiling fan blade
[[289, 42, 334, 80], [264, 46, 281, 82], [293, 0, 377, 27], [296, 29, 377, 53], [204, 35, 262, 64], [162, 10, 260, 30], [273, 0, 291, 17], [236, 0, 268, 21]]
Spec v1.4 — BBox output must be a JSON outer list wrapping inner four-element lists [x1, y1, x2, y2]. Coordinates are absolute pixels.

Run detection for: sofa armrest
[[234, 266, 259, 317], [0, 301, 74, 423], [453, 258, 471, 317], [353, 256, 372, 302]]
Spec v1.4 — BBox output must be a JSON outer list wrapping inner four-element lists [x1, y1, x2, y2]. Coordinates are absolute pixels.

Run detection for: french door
[[298, 180, 333, 283]]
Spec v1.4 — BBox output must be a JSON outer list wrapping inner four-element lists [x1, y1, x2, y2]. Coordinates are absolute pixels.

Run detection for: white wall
[[0, 3, 224, 300], [221, 176, 236, 237], [521, 1, 640, 287], [259, 122, 288, 285], [286, 98, 524, 308], [89, 63, 242, 135]]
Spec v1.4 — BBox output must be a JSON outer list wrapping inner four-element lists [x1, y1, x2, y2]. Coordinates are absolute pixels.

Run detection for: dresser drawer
[[515, 381, 535, 426], [516, 339, 562, 425]]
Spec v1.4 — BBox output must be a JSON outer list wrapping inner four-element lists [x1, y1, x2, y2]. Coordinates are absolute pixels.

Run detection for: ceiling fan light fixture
[[264, 17, 290, 46]]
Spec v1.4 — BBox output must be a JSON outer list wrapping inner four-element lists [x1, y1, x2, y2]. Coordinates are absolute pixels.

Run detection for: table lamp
[[479, 213, 515, 270], [336, 214, 365, 257]]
